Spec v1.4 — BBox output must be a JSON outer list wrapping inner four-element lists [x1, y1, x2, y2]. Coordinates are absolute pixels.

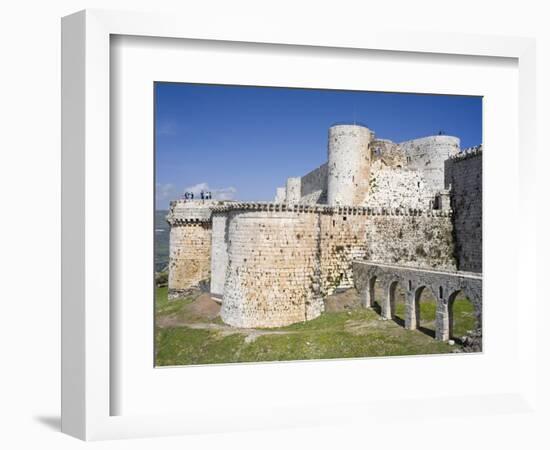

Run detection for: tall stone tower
[[327, 124, 372, 206], [400, 135, 460, 194], [166, 200, 214, 299]]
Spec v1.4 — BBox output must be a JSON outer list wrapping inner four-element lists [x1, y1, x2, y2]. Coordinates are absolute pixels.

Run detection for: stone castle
[[166, 124, 482, 341]]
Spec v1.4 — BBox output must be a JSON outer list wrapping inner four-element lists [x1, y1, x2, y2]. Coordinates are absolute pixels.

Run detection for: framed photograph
[[62, 9, 537, 441]]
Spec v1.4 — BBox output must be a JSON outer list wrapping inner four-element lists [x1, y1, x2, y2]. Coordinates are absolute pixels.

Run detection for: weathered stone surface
[[168, 222, 211, 299], [210, 212, 228, 300], [166, 199, 226, 298], [444, 147, 482, 273], [327, 124, 372, 206], [370, 139, 406, 168], [400, 135, 460, 195], [220, 210, 324, 328], [367, 166, 429, 209]]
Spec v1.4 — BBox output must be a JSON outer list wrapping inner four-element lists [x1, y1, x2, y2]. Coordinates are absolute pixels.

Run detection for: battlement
[[449, 145, 483, 161], [400, 134, 460, 147], [166, 199, 232, 225], [210, 201, 452, 217]]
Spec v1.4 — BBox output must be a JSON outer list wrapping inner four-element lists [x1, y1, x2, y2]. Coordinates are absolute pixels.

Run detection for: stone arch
[[448, 289, 479, 341], [462, 285, 483, 328], [413, 285, 438, 338]]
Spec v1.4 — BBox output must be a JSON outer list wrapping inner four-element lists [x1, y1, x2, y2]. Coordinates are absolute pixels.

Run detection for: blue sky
[[155, 83, 482, 209]]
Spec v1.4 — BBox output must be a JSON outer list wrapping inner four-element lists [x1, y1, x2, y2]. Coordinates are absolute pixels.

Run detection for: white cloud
[[183, 182, 237, 201], [184, 182, 209, 196], [212, 186, 237, 200]]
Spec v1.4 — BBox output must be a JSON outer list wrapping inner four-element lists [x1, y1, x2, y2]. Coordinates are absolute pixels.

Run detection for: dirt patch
[[184, 293, 221, 321], [344, 317, 390, 335], [323, 288, 362, 312]]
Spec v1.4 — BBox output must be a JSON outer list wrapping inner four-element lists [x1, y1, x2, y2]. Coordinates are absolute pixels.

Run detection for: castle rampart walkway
[[352, 261, 482, 341]]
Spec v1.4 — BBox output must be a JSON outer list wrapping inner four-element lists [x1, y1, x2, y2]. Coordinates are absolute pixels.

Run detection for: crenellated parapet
[[448, 145, 482, 161], [210, 201, 453, 217], [166, 199, 229, 225]]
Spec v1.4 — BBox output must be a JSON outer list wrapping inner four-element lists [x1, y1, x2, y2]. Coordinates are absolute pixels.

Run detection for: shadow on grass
[[392, 315, 406, 327], [417, 325, 436, 339]]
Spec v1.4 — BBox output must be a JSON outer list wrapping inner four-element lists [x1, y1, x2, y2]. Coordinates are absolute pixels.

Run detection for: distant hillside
[[155, 210, 170, 272]]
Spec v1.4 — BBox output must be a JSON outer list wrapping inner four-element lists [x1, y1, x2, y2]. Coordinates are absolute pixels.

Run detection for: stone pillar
[[381, 281, 392, 320], [367, 277, 377, 308], [210, 212, 228, 301], [363, 284, 371, 308], [435, 298, 450, 341], [405, 289, 417, 330]]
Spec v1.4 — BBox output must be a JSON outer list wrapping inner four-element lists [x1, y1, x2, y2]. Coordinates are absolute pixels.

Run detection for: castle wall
[[168, 223, 212, 298], [444, 148, 482, 273], [327, 124, 372, 206], [318, 212, 369, 294], [364, 212, 456, 271], [210, 212, 228, 300], [400, 135, 460, 194], [319, 209, 456, 296], [300, 162, 328, 204], [366, 167, 430, 209], [217, 204, 456, 327], [370, 139, 406, 167]]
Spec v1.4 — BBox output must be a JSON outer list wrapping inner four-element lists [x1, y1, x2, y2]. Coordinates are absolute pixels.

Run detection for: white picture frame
[[61, 9, 537, 441]]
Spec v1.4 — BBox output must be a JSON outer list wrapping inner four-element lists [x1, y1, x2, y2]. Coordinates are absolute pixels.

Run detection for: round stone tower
[[327, 124, 373, 206], [400, 135, 460, 194]]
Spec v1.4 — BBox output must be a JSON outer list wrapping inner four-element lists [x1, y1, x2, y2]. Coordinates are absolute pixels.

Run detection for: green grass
[[155, 286, 194, 317], [154, 287, 478, 366], [451, 299, 476, 336]]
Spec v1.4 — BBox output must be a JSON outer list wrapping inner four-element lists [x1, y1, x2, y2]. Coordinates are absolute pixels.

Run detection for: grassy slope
[[155, 287, 477, 366]]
